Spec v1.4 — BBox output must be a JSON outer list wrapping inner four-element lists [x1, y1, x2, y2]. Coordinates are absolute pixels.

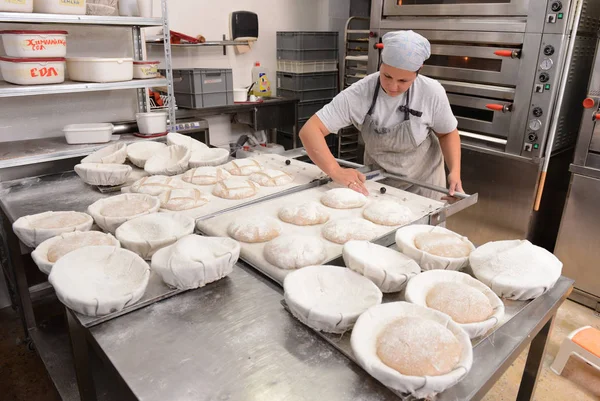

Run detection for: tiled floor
[[0, 300, 598, 401]]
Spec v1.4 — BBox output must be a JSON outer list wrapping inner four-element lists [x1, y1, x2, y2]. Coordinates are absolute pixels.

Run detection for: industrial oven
[[368, 0, 600, 247], [554, 35, 600, 311]]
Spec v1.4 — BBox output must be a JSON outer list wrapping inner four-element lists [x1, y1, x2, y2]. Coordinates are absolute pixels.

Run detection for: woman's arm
[[436, 129, 463, 196]]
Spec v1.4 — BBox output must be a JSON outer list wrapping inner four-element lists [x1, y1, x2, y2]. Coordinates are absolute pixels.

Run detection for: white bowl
[[126, 141, 167, 168], [12, 211, 93, 248], [80, 143, 127, 164], [144, 145, 191, 176], [136, 112, 167, 135], [189, 148, 230, 167], [133, 60, 159, 79], [74, 163, 132, 186], [87, 193, 160, 234]]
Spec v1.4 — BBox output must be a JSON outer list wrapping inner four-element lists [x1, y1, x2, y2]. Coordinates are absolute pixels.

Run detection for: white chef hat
[[381, 31, 431, 72]]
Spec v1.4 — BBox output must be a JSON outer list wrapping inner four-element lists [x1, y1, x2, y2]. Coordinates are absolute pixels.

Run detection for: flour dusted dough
[[350, 302, 473, 399], [377, 317, 462, 377], [81, 143, 127, 164], [415, 232, 473, 258], [222, 158, 262, 176], [87, 193, 160, 234], [126, 141, 167, 168], [469, 240, 563, 300], [167, 132, 209, 152], [284, 265, 382, 333], [13, 211, 93, 248], [363, 200, 414, 226], [151, 234, 240, 290], [130, 175, 185, 196], [395, 225, 475, 271], [144, 145, 191, 176], [212, 178, 259, 200], [342, 240, 420, 293], [249, 169, 293, 187], [182, 167, 231, 185], [426, 282, 493, 324], [115, 213, 195, 259], [228, 216, 281, 243], [31, 231, 119, 275], [321, 188, 367, 209], [158, 188, 209, 211], [404, 270, 505, 339], [322, 218, 379, 244], [48, 246, 150, 316], [264, 235, 328, 270], [278, 201, 330, 226], [189, 148, 230, 168], [75, 163, 132, 186]]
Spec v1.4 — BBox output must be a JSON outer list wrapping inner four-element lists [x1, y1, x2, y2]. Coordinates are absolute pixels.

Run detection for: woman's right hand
[[328, 166, 369, 195]]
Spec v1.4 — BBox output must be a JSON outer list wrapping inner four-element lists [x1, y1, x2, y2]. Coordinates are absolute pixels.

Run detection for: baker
[[299, 30, 462, 200]]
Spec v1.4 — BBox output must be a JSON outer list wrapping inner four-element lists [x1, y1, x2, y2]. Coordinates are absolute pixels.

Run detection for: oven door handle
[[486, 103, 512, 113], [494, 49, 521, 59]]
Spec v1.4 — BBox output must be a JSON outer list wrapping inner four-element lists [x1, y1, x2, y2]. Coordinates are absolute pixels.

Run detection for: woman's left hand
[[443, 171, 464, 202]]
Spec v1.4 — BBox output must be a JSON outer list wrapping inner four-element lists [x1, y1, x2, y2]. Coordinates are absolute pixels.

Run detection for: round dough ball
[[212, 178, 259, 200], [222, 158, 262, 176], [47, 232, 117, 263], [158, 188, 209, 211], [321, 188, 367, 209], [414, 232, 473, 258], [228, 216, 281, 243], [426, 282, 494, 324], [250, 169, 293, 187], [278, 201, 330, 226], [363, 200, 414, 226], [377, 317, 462, 377], [100, 196, 155, 218], [264, 235, 328, 270], [322, 218, 379, 244], [182, 167, 231, 185]]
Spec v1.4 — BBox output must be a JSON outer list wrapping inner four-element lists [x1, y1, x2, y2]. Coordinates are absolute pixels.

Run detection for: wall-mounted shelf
[[146, 36, 250, 55], [0, 12, 163, 26]]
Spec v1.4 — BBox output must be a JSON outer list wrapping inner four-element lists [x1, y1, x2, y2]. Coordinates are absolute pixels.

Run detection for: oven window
[[398, 0, 510, 4], [425, 55, 502, 72], [451, 105, 494, 122]]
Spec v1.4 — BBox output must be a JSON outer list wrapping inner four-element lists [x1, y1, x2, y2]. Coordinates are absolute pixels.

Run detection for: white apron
[[361, 80, 446, 200]]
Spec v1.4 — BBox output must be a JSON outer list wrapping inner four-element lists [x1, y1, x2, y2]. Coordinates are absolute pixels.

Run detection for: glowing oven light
[[464, 57, 469, 61], [397, 0, 402, 5]]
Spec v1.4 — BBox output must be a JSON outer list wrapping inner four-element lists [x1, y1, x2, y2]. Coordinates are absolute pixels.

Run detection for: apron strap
[[367, 80, 381, 116]]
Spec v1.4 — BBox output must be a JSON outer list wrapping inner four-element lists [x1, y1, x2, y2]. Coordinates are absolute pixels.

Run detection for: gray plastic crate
[[278, 87, 338, 102], [277, 48, 338, 62], [171, 68, 233, 94], [298, 99, 332, 119], [175, 90, 234, 109], [277, 31, 338, 50], [276, 71, 338, 91]]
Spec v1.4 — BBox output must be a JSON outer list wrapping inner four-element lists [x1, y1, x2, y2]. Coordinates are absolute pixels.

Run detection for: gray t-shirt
[[316, 72, 458, 145]]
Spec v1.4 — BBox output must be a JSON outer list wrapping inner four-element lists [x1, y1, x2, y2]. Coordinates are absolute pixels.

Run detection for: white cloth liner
[[157, 188, 209, 212], [87, 193, 161, 234], [151, 234, 240, 290], [74, 163, 132, 186], [350, 302, 473, 399], [115, 213, 195, 259], [31, 231, 119, 275], [283, 265, 382, 333], [395, 225, 475, 271], [404, 270, 505, 339], [48, 246, 150, 316], [166, 132, 209, 152], [80, 143, 127, 164], [127, 175, 186, 196], [342, 240, 420, 293], [189, 148, 230, 167], [144, 145, 191, 176], [469, 239, 563, 300], [196, 181, 444, 284], [12, 211, 94, 248], [126, 141, 167, 168]]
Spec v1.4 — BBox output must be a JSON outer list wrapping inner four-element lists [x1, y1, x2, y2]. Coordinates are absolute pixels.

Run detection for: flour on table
[[182, 167, 231, 185], [363, 199, 414, 226], [264, 235, 327, 270], [221, 158, 262, 176], [321, 188, 367, 209], [249, 169, 294, 187], [158, 188, 209, 211], [322, 218, 379, 244], [228, 216, 281, 243], [426, 282, 493, 324], [278, 201, 330, 226], [212, 178, 259, 200]]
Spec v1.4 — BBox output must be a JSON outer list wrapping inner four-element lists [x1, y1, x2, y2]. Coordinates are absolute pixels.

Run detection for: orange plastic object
[[595, 113, 600, 121], [583, 98, 595, 109], [572, 327, 600, 357], [375, 43, 384, 49], [494, 50, 514, 57], [486, 104, 506, 111]]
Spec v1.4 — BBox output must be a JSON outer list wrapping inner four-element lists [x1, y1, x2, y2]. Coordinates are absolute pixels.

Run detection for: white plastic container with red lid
[[0, 30, 68, 58], [133, 60, 159, 79], [34, 0, 86, 15], [0, 56, 66, 85], [0, 0, 33, 12]]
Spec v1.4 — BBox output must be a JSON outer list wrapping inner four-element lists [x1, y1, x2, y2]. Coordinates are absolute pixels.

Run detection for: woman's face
[[379, 63, 419, 97]]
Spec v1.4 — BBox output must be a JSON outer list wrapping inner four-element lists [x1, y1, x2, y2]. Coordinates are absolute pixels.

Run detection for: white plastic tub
[[66, 57, 133, 83], [0, 0, 33, 13], [136, 112, 167, 135], [133, 60, 159, 79], [0, 30, 68, 58], [0, 56, 65, 85], [34, 0, 86, 15], [63, 123, 114, 144]]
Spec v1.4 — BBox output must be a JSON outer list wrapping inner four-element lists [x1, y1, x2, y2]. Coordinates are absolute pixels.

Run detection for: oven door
[[382, 0, 530, 17]]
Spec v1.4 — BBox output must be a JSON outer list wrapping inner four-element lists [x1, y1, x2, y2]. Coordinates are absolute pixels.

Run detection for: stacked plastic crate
[[275, 31, 339, 152]]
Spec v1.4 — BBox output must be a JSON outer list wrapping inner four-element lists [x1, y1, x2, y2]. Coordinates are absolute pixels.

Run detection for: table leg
[[516, 316, 555, 401], [67, 309, 98, 401]]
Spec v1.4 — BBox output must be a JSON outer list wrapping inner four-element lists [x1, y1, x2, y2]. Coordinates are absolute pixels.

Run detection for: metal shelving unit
[[0, 12, 162, 25], [0, 78, 167, 97]]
